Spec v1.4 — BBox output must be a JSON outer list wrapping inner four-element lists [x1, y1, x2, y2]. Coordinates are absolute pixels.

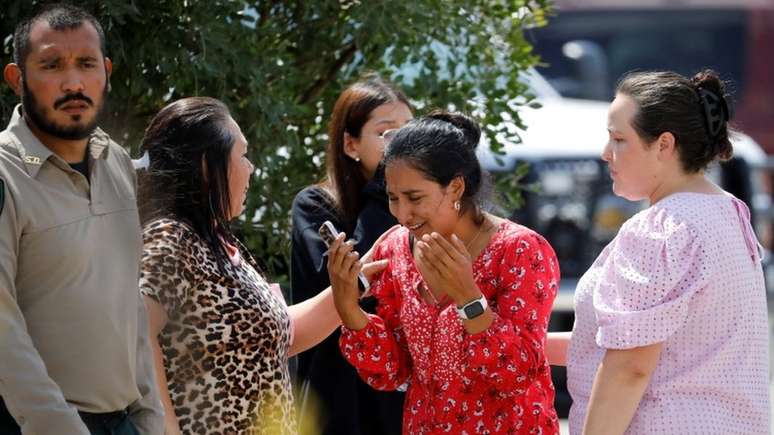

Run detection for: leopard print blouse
[[140, 218, 296, 435]]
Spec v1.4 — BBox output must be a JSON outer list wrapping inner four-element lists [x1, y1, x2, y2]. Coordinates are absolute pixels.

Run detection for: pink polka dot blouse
[[568, 192, 770, 434]]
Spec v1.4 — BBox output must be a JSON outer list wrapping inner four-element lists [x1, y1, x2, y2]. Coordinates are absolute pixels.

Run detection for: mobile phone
[[319, 220, 371, 296]]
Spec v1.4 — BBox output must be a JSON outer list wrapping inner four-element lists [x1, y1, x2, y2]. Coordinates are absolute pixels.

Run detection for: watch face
[[463, 301, 485, 319]]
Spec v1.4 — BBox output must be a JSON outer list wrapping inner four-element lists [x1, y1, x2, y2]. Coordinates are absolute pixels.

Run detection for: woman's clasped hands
[[414, 232, 481, 306]]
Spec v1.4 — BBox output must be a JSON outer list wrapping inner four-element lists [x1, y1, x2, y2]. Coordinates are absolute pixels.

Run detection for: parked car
[[526, 0, 774, 270], [527, 0, 774, 156], [478, 68, 771, 416]]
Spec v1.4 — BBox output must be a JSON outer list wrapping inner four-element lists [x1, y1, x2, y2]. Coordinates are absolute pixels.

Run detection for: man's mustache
[[54, 93, 94, 109]]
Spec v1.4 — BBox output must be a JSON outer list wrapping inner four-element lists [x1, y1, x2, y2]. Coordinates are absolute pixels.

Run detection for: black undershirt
[[69, 158, 89, 181]]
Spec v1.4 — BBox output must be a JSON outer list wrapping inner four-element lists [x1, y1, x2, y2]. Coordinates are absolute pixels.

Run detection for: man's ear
[[104, 57, 113, 92], [3, 63, 23, 97]]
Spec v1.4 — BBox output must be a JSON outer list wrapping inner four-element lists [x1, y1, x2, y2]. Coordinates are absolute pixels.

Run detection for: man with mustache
[[0, 4, 163, 435]]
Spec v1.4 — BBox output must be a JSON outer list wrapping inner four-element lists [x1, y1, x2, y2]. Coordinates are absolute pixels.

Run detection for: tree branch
[[297, 41, 357, 105]]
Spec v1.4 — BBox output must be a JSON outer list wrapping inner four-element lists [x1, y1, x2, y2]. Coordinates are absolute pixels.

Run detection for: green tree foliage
[[1, 0, 550, 279]]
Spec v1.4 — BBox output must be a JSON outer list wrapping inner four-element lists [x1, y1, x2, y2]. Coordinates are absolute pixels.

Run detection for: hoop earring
[[453, 200, 461, 211]]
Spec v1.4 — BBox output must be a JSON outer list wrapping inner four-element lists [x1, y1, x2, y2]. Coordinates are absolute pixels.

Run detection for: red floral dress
[[340, 221, 560, 434]]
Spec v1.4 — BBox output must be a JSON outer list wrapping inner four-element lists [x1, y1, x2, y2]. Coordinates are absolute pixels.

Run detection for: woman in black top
[[290, 74, 412, 435]]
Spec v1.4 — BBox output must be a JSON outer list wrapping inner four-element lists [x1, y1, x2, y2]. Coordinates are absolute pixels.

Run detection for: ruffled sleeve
[[594, 208, 709, 349], [339, 232, 412, 391]]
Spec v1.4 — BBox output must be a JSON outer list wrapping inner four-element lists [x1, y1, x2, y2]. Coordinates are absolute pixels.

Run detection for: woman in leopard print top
[[137, 97, 385, 435], [140, 218, 294, 434]]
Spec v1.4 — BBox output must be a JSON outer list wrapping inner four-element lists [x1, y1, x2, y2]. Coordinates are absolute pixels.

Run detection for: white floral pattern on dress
[[341, 221, 560, 434]]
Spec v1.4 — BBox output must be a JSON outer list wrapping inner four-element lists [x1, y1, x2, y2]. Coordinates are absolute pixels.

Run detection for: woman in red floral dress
[[327, 111, 560, 434]]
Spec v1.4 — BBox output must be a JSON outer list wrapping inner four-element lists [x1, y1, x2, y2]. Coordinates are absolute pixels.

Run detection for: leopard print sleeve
[[139, 218, 204, 315]]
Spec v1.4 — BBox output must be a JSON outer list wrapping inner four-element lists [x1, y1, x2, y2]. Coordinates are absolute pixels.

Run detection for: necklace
[[421, 217, 489, 306], [464, 217, 488, 252]]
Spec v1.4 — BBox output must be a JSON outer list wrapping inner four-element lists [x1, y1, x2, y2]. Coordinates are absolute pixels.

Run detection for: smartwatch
[[456, 295, 488, 320]]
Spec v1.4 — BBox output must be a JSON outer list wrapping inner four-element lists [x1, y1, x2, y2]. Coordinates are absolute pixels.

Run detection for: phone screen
[[318, 220, 371, 295]]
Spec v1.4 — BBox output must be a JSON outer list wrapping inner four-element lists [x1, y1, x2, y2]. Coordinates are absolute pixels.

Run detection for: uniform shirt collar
[[7, 104, 111, 178]]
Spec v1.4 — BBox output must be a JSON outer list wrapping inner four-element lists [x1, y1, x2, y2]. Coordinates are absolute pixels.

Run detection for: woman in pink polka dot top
[[546, 70, 770, 434], [327, 111, 561, 434]]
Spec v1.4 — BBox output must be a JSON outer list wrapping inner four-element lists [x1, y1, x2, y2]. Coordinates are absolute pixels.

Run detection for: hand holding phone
[[319, 221, 371, 296]]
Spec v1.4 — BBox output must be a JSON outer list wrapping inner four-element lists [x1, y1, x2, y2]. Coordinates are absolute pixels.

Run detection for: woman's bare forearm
[[143, 296, 182, 434], [582, 343, 663, 435], [287, 287, 341, 356], [546, 331, 573, 366]]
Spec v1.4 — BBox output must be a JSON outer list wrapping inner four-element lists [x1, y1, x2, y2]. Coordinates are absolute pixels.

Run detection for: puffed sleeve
[[462, 231, 559, 390], [139, 219, 203, 315], [339, 234, 412, 391], [593, 209, 709, 349]]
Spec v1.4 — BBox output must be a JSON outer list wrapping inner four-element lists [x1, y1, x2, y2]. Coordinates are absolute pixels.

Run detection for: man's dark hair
[[12, 3, 107, 68]]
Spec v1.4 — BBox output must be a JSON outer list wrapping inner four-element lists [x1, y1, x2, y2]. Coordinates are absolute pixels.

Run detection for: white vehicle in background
[[476, 68, 771, 416]]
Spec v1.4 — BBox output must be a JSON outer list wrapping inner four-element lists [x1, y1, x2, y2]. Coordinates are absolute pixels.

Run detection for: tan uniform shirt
[[0, 106, 162, 435]]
